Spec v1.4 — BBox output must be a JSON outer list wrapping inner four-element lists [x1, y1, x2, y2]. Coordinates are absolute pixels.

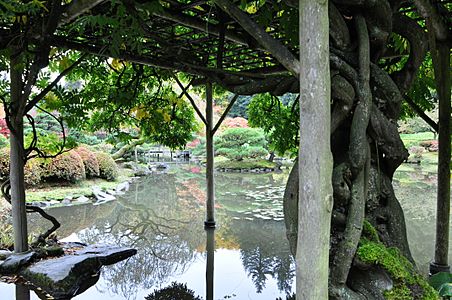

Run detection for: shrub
[[47, 150, 86, 182], [0, 134, 7, 148], [0, 118, 9, 137], [409, 146, 425, 159], [0, 147, 9, 180], [0, 148, 43, 186], [190, 137, 206, 156], [221, 117, 249, 129], [75, 146, 100, 177], [24, 159, 44, 186], [70, 129, 102, 145], [89, 142, 114, 154], [215, 127, 268, 161], [95, 152, 119, 181]]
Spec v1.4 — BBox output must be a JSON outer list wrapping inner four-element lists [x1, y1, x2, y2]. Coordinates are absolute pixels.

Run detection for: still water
[[0, 164, 294, 299], [0, 161, 445, 299], [394, 162, 452, 274]]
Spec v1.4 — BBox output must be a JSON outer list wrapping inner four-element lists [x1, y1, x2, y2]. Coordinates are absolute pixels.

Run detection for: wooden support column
[[174, 75, 239, 228], [205, 228, 215, 300], [205, 82, 216, 228], [430, 40, 451, 275]]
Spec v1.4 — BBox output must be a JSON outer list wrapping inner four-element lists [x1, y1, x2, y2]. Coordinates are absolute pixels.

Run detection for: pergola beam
[[153, 8, 260, 49], [213, 0, 300, 75]]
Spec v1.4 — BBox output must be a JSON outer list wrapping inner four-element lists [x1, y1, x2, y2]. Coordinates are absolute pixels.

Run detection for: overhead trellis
[[49, 0, 297, 91]]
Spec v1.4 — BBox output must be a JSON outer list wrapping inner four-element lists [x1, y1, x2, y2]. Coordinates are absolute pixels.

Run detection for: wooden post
[[205, 82, 215, 228], [10, 56, 28, 253], [430, 41, 451, 274], [205, 228, 215, 300]]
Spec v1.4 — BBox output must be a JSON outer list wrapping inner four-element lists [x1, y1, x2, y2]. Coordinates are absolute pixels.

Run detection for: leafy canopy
[[43, 56, 197, 149], [248, 93, 299, 156]]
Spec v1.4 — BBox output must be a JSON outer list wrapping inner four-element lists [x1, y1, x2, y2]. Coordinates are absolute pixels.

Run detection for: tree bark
[[9, 55, 28, 253], [205, 82, 215, 228], [111, 138, 145, 160], [298, 0, 333, 299], [330, 15, 371, 291]]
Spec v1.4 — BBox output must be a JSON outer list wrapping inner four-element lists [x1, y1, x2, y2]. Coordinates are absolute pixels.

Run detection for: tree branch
[[413, 0, 449, 41], [391, 14, 428, 94], [153, 7, 260, 49], [60, 0, 106, 26], [1, 179, 60, 247], [212, 94, 239, 135], [404, 95, 438, 133], [331, 14, 371, 287], [173, 75, 208, 126]]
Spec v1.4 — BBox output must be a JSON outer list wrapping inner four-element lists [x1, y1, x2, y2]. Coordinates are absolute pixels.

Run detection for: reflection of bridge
[[144, 148, 191, 162]]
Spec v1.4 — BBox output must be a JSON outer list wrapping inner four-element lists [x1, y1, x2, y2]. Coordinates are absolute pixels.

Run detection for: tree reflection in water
[[76, 174, 206, 299], [233, 219, 295, 295]]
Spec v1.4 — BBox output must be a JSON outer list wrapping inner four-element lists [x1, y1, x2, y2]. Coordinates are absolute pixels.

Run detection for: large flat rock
[[0, 251, 37, 275], [21, 244, 137, 299]]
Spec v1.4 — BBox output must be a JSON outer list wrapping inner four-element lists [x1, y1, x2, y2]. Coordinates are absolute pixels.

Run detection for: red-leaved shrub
[[75, 146, 100, 178], [47, 150, 86, 182], [0, 119, 9, 137]]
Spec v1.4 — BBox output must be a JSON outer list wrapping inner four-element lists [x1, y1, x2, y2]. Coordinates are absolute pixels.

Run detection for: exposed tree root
[[1, 179, 60, 248]]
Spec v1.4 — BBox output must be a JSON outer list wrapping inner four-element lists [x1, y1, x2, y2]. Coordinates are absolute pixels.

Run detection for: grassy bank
[[26, 169, 134, 203]]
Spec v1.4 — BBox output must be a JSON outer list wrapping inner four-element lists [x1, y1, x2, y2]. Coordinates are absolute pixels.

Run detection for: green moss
[[357, 238, 439, 300], [384, 284, 412, 300], [362, 220, 380, 242], [357, 239, 413, 282], [22, 271, 55, 288], [418, 274, 441, 300]]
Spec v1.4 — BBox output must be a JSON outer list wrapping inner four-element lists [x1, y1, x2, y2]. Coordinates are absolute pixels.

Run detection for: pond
[[393, 162, 452, 274], [0, 164, 294, 300], [0, 161, 446, 299]]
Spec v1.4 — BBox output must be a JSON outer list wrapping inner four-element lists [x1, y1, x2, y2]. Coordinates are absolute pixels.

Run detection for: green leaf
[[429, 272, 452, 290], [439, 283, 452, 297]]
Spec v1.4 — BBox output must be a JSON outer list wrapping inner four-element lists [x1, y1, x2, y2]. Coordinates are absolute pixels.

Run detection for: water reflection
[[1, 162, 443, 298], [205, 228, 214, 300], [393, 163, 452, 274], [11, 166, 294, 299], [15, 285, 30, 300]]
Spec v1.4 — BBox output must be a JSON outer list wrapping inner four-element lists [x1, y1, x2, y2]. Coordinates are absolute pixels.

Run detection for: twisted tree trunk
[[283, 0, 431, 298]]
